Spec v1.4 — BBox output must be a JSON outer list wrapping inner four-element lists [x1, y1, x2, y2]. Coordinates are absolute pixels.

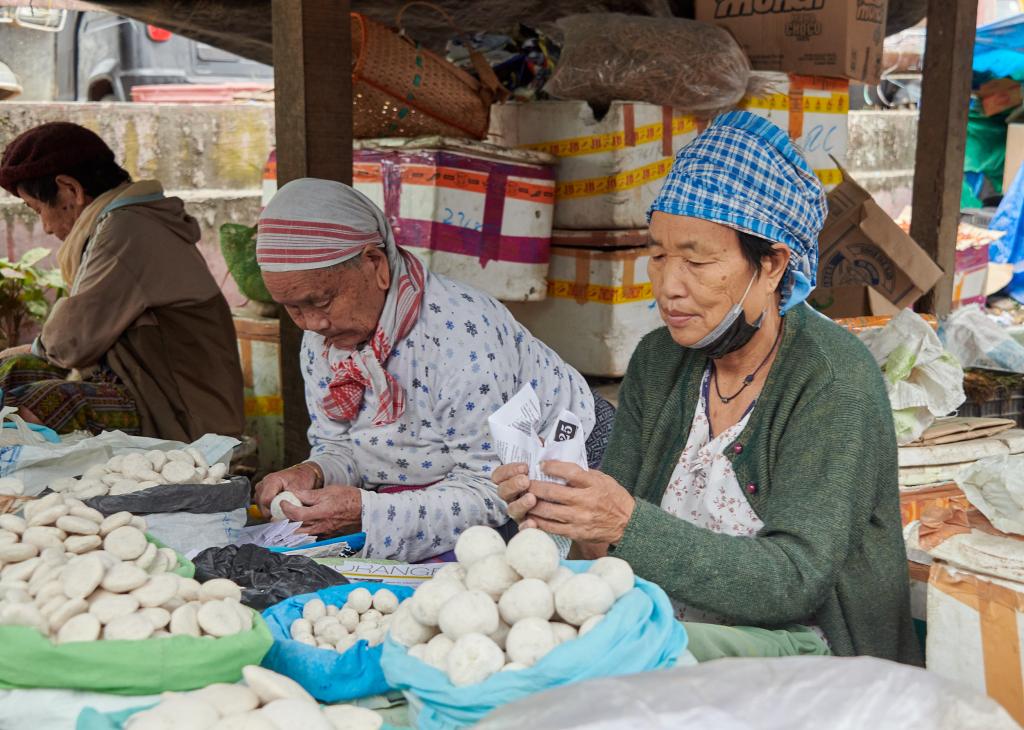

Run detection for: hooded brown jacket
[[39, 192, 244, 441]]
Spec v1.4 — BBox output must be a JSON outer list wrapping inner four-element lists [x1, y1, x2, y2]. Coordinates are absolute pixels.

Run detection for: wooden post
[[271, 0, 352, 465], [909, 0, 978, 317]]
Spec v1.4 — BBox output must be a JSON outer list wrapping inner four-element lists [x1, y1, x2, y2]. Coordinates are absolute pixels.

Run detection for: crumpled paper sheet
[[956, 454, 1024, 535], [859, 309, 966, 445], [488, 386, 589, 558]]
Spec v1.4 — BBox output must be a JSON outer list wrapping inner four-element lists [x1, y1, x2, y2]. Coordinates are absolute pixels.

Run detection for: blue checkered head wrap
[[648, 110, 827, 314]]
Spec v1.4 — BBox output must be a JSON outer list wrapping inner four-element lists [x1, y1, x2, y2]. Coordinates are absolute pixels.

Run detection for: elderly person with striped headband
[[495, 111, 921, 664], [254, 179, 607, 562]]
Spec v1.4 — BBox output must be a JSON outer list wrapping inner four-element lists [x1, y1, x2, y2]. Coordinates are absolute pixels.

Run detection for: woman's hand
[[494, 461, 635, 546], [255, 462, 323, 512], [493, 462, 535, 523], [281, 485, 362, 537]]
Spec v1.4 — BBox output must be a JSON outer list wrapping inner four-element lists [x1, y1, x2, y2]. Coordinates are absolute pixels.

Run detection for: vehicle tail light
[[146, 25, 172, 42]]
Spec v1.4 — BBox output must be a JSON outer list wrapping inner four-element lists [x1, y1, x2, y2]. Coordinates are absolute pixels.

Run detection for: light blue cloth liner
[[261, 582, 414, 702], [381, 560, 688, 730]]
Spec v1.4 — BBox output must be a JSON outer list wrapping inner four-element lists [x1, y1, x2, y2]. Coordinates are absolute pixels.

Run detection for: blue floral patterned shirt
[[302, 271, 595, 561]]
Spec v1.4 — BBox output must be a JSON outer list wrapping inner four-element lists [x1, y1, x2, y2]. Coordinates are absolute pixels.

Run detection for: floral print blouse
[[661, 367, 760, 624], [302, 270, 595, 562]]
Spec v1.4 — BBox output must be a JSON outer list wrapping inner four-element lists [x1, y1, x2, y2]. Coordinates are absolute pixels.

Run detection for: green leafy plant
[[0, 248, 66, 349]]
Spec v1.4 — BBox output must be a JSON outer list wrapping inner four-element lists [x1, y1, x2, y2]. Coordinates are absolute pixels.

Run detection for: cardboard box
[[487, 73, 849, 230], [927, 561, 1024, 724], [506, 231, 663, 377], [899, 482, 971, 527], [954, 243, 992, 310], [488, 101, 702, 230], [1003, 123, 1024, 192], [830, 312, 937, 335], [979, 78, 1023, 117], [814, 167, 943, 314], [695, 0, 887, 84], [807, 285, 898, 318], [234, 315, 284, 474], [262, 138, 557, 302]]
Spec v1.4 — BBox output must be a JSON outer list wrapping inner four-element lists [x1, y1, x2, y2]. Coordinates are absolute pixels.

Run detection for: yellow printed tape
[[740, 92, 849, 115], [524, 117, 699, 159], [557, 158, 675, 199], [245, 395, 283, 418], [547, 280, 654, 305], [557, 159, 841, 200]]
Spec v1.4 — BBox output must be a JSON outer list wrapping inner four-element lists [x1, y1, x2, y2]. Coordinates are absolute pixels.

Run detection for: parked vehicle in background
[[55, 10, 272, 101]]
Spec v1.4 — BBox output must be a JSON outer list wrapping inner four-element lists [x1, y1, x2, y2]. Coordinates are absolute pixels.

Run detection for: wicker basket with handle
[[351, 3, 507, 139]]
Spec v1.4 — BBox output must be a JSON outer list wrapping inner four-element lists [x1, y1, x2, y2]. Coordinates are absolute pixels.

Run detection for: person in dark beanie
[[0, 122, 244, 440]]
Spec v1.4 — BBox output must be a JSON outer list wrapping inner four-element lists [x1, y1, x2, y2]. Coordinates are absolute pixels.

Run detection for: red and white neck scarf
[[257, 178, 425, 426]]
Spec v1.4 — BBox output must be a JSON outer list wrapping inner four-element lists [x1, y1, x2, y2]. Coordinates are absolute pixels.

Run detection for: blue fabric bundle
[[261, 582, 415, 702]]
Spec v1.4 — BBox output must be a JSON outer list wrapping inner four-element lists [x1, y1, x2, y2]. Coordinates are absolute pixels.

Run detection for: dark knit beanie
[[0, 122, 115, 196]]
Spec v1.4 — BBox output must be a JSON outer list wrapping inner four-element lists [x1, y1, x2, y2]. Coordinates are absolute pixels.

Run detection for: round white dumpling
[[302, 598, 327, 622], [578, 613, 604, 636], [423, 633, 454, 671], [464, 553, 519, 600], [269, 491, 302, 522], [388, 603, 437, 647], [338, 607, 360, 632], [410, 578, 465, 627], [371, 588, 399, 615], [345, 587, 373, 614], [498, 578, 554, 625], [550, 621, 578, 644], [547, 566, 574, 594], [446, 633, 505, 686], [588, 557, 635, 598], [554, 573, 615, 626], [505, 617, 556, 667], [453, 526, 506, 567], [432, 563, 467, 583], [488, 619, 511, 649], [437, 590, 499, 640], [505, 528, 560, 581]]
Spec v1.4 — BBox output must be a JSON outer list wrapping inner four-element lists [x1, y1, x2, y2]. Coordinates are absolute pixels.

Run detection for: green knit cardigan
[[602, 304, 922, 664]]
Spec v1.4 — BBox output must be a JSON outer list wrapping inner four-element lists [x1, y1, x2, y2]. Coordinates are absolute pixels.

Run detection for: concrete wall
[[845, 110, 919, 218], [0, 101, 276, 307], [0, 26, 57, 101]]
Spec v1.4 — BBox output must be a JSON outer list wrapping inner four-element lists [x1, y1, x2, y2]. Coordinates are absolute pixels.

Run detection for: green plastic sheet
[[0, 538, 272, 694]]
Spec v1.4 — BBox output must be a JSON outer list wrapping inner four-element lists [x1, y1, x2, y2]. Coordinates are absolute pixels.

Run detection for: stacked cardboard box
[[491, 74, 852, 376]]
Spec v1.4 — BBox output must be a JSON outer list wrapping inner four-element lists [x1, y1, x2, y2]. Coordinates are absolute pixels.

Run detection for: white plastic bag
[[0, 407, 51, 447], [956, 454, 1024, 535], [144, 508, 248, 554], [477, 656, 1018, 730], [0, 430, 239, 496], [858, 309, 966, 444], [940, 304, 1024, 373]]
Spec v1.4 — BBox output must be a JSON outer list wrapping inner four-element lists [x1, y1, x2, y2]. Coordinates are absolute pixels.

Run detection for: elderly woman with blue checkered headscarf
[[495, 111, 920, 665]]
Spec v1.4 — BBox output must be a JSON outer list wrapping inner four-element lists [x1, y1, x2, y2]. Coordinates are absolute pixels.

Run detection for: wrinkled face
[[648, 212, 787, 347], [18, 176, 91, 241], [263, 246, 391, 351]]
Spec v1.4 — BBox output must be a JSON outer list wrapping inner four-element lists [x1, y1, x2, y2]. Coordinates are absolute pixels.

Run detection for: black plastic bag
[[192, 543, 349, 610], [84, 476, 250, 516]]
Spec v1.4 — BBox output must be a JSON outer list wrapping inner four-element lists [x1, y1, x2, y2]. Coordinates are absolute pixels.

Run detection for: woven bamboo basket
[[351, 7, 503, 139]]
